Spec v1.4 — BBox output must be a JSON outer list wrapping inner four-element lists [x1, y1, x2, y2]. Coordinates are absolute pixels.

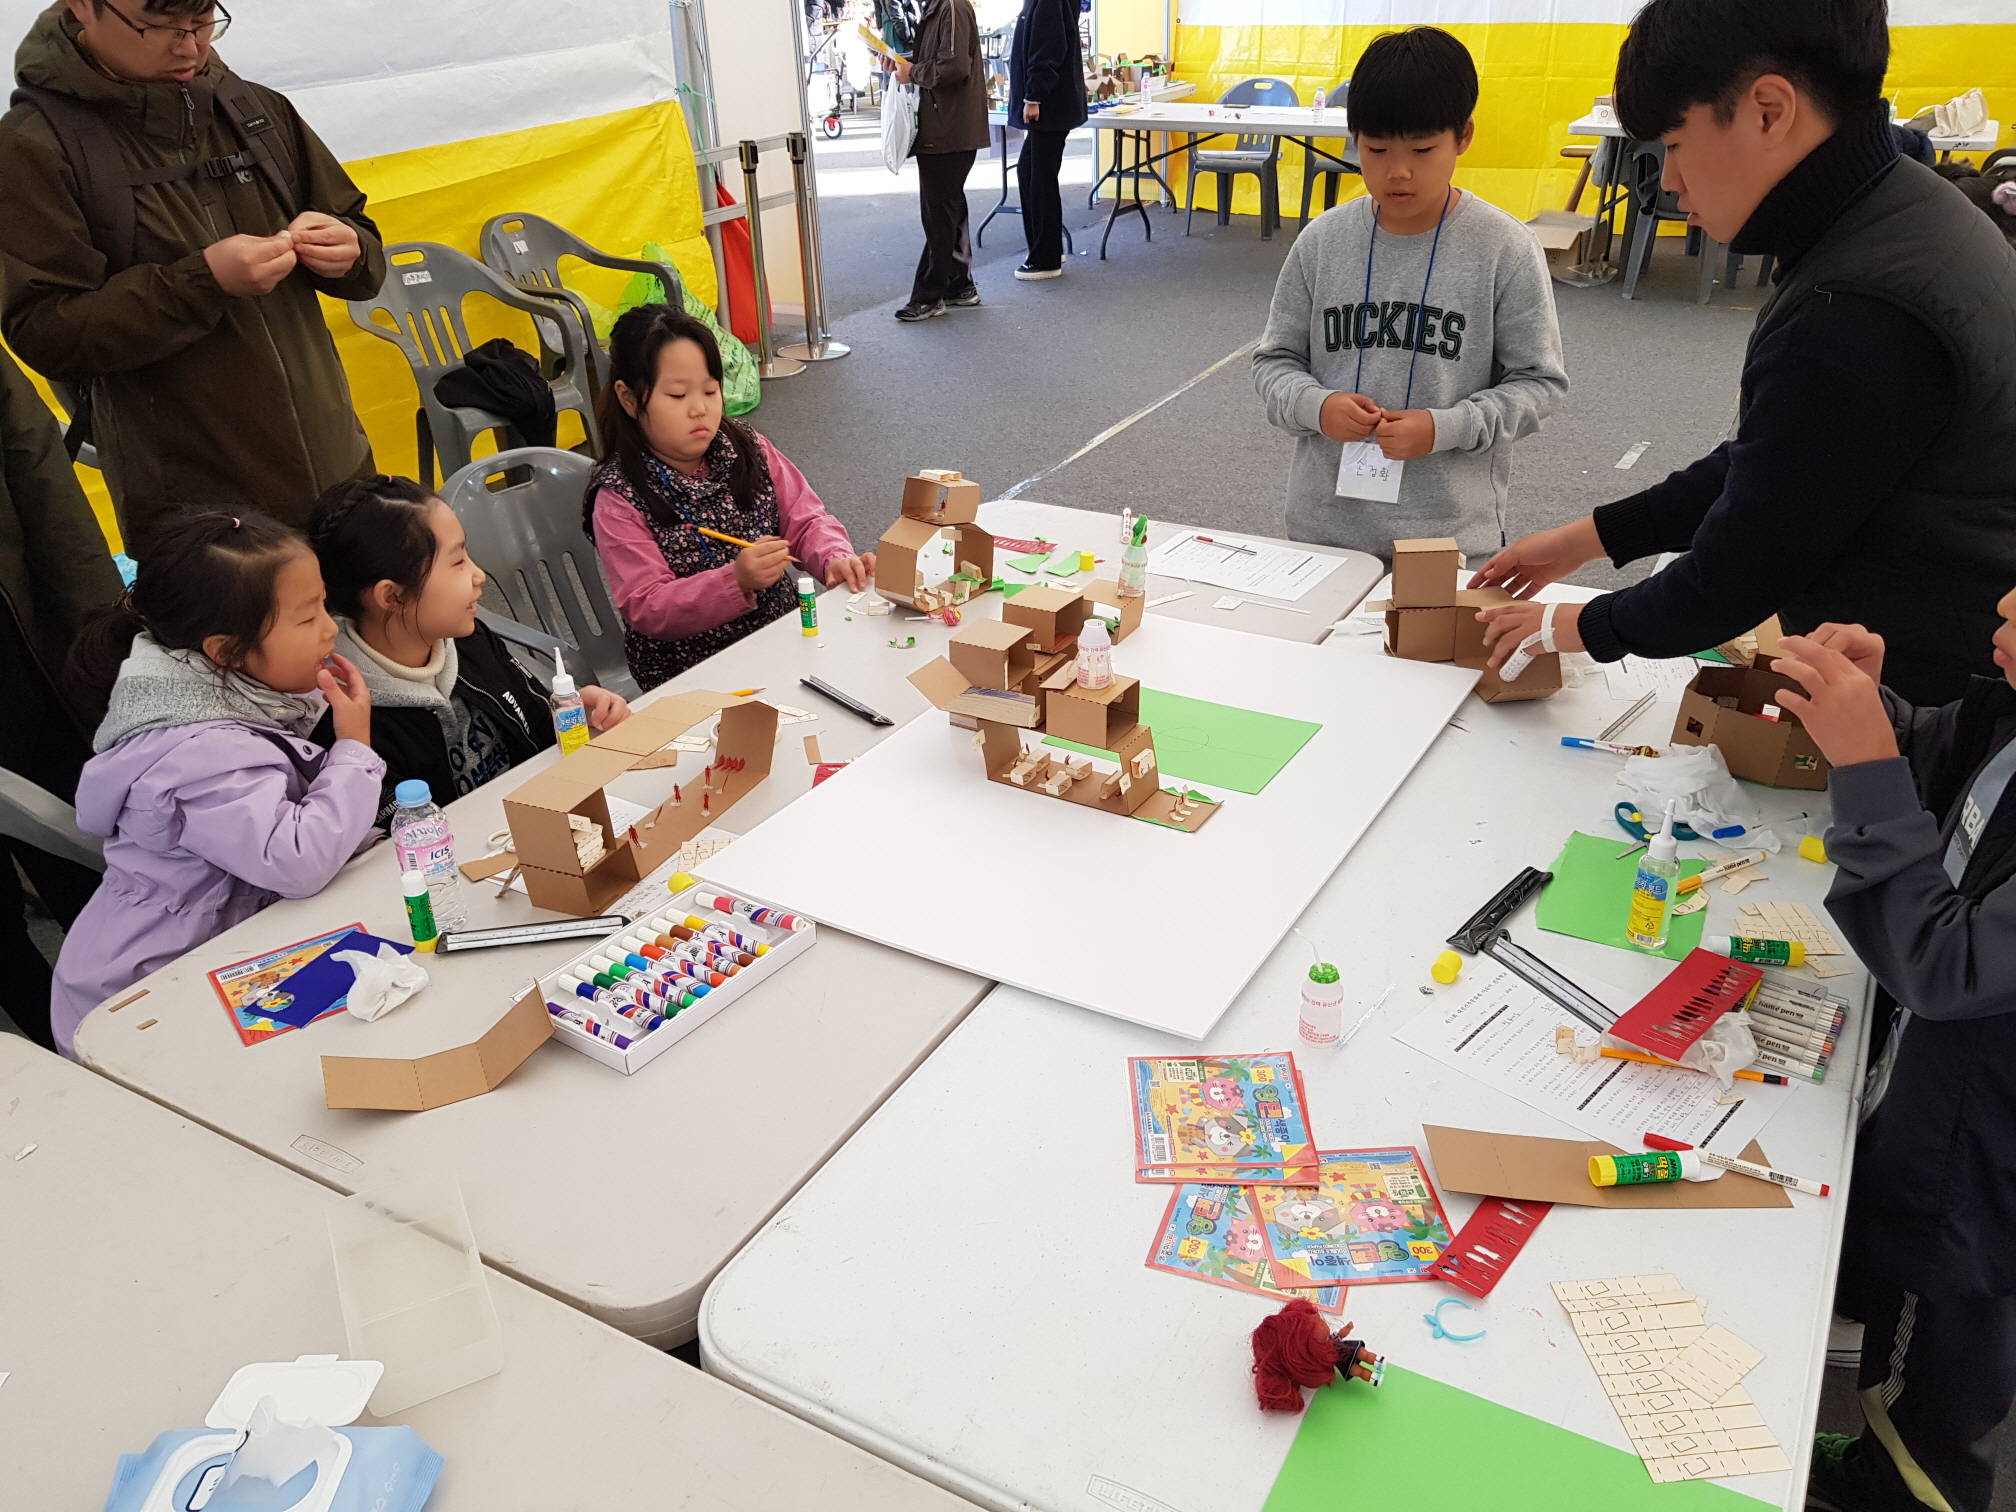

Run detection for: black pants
[[1842, 1282, 2016, 1511], [1016, 127, 1069, 271], [910, 148, 977, 304]]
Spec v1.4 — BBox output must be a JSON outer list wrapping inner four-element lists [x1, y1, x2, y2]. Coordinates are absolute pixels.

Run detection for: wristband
[[1500, 602, 1555, 683]]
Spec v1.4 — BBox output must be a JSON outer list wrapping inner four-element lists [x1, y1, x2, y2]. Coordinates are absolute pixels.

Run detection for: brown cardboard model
[[1672, 659, 1830, 790], [1391, 536, 1462, 608], [1373, 549, 1561, 703], [493, 691, 778, 914], [321, 985, 552, 1112], [875, 467, 996, 607], [900, 467, 982, 526]]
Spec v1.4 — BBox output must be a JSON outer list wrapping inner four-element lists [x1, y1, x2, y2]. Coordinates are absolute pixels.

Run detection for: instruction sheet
[[1146, 533, 1344, 603], [1393, 967, 1790, 1158]]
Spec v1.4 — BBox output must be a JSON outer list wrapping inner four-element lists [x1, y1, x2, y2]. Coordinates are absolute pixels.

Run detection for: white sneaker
[[1827, 1313, 1863, 1370], [1014, 263, 1064, 281]]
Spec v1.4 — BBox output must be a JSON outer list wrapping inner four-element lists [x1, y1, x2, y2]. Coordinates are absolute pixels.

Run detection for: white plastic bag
[[1616, 745, 1780, 852], [335, 943, 429, 1023], [882, 82, 918, 174]]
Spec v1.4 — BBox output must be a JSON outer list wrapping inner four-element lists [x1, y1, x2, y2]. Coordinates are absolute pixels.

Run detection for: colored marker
[[1750, 1046, 1827, 1083], [1193, 534, 1255, 556], [681, 916, 768, 954], [694, 892, 808, 933], [548, 1002, 634, 1050], [1561, 737, 1659, 757], [1676, 852, 1770, 895], [1644, 1133, 1830, 1196], [1597, 1047, 1788, 1085]]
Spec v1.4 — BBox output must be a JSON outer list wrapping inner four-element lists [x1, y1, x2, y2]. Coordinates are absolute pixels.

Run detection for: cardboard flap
[[475, 986, 555, 1085], [953, 619, 1037, 653], [320, 986, 552, 1112], [718, 700, 781, 777], [908, 657, 970, 711], [458, 850, 520, 882], [590, 716, 691, 757], [1081, 578, 1144, 642], [1423, 1125, 1791, 1209]]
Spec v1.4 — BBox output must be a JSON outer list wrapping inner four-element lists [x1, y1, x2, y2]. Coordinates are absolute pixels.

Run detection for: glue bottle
[[1076, 617, 1112, 688], [1625, 800, 1680, 952], [1119, 514, 1150, 598], [1299, 961, 1345, 1045], [549, 649, 590, 755], [798, 576, 819, 637]]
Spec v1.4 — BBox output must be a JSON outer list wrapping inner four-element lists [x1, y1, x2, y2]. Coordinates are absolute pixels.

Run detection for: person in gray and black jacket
[[1769, 599, 2016, 1512]]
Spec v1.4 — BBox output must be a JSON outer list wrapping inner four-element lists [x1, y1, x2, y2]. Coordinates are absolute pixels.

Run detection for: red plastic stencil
[[1429, 1196, 1552, 1298], [1607, 949, 1763, 1062]]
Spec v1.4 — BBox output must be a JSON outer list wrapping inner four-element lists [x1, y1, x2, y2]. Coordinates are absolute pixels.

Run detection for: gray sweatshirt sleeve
[[1428, 231, 1567, 454], [1252, 236, 1331, 439], [1823, 692, 2016, 1021]]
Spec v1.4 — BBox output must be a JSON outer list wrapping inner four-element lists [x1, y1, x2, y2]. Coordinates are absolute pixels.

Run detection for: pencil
[[697, 525, 757, 549], [1598, 1047, 1787, 1085]]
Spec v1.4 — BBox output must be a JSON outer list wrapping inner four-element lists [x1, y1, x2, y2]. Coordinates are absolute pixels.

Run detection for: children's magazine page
[[207, 923, 366, 1046], [1249, 1148, 1455, 1288], [1145, 1182, 1347, 1314], [1130, 1054, 1319, 1184]]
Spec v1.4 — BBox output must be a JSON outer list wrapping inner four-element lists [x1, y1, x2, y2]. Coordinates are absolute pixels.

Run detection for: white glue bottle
[[1299, 961, 1346, 1046], [550, 648, 589, 755], [1076, 617, 1112, 688], [1313, 87, 1328, 120], [1626, 800, 1681, 952]]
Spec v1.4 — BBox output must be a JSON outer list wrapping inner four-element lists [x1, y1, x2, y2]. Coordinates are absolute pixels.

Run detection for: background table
[[702, 605, 1868, 1512], [0, 1035, 974, 1510]]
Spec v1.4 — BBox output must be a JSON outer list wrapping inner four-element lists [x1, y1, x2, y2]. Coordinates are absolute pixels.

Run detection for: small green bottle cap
[[1309, 962, 1340, 985]]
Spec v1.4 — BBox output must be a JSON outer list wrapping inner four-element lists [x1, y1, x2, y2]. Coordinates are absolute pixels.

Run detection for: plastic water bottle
[[549, 648, 589, 756], [1313, 87, 1328, 121], [391, 780, 467, 932]]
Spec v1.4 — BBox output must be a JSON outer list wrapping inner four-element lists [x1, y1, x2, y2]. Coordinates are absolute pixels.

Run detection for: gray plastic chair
[[479, 213, 684, 399], [440, 447, 640, 699], [1296, 80, 1358, 230], [348, 243, 599, 488], [1186, 77, 1299, 240], [0, 770, 103, 872], [1620, 142, 1722, 303]]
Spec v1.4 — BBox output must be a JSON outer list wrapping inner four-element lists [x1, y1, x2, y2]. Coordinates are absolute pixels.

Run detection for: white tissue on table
[[335, 943, 428, 1022], [212, 1394, 340, 1497], [1616, 744, 1781, 853]]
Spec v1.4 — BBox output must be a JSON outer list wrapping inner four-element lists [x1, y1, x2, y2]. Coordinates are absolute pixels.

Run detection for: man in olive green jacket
[[0, 1, 386, 547]]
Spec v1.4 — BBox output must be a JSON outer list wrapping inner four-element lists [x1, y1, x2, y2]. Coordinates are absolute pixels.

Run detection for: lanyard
[[1352, 188, 1452, 411]]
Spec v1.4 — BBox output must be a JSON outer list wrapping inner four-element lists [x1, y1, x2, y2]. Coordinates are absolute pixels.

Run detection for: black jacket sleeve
[[1022, 0, 1072, 98], [910, 0, 972, 91], [1577, 293, 1955, 663]]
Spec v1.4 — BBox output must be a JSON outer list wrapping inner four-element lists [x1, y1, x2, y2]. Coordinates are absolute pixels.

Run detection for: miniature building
[[1370, 536, 1561, 704], [875, 468, 995, 608]]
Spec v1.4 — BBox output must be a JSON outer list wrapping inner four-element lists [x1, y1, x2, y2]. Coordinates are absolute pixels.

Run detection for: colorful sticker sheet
[[1250, 1148, 1455, 1288], [1146, 1182, 1347, 1315], [1130, 1053, 1319, 1184], [207, 923, 364, 1046]]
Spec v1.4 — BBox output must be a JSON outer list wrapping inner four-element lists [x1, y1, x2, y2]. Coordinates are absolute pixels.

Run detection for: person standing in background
[[1006, 0, 1085, 281], [893, 0, 988, 322]]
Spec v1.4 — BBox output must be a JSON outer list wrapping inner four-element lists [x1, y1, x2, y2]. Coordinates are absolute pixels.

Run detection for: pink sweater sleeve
[[762, 435, 857, 583], [593, 485, 756, 642]]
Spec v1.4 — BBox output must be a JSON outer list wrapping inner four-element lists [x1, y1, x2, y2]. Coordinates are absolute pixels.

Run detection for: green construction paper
[[1265, 1366, 1764, 1512], [1693, 648, 1732, 664], [1002, 583, 1029, 598], [1044, 690, 1321, 795], [1006, 552, 1051, 573], [1534, 830, 1709, 962], [1045, 564, 1081, 578]]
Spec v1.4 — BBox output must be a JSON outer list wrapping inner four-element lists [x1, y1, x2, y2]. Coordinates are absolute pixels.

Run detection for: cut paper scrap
[[1005, 551, 1051, 574], [1263, 1362, 1767, 1511], [1664, 1326, 1766, 1405], [1047, 690, 1321, 795], [1734, 901, 1845, 957], [1552, 1275, 1791, 1484], [1144, 1181, 1346, 1315], [1146, 592, 1193, 608], [1535, 831, 1709, 962]]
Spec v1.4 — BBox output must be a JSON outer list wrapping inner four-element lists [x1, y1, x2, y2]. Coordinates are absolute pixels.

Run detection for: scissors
[[1614, 800, 1703, 858]]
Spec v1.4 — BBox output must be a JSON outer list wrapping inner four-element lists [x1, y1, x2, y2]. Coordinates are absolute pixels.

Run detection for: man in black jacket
[[1007, 0, 1085, 280], [1473, 0, 2016, 707], [894, 0, 988, 321]]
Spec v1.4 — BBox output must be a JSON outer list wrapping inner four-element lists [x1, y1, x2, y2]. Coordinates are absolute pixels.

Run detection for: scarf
[[94, 633, 328, 753]]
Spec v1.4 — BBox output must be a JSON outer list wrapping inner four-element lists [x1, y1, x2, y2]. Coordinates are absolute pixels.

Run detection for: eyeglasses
[[96, 0, 232, 46]]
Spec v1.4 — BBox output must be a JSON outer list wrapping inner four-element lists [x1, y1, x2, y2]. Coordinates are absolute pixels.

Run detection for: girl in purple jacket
[[50, 510, 384, 1056]]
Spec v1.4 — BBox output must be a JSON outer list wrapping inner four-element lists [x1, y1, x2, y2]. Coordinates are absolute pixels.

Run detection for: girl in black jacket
[[307, 475, 631, 828]]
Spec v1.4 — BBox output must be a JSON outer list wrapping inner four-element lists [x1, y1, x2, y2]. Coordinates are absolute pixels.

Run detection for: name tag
[[1335, 440, 1403, 503]]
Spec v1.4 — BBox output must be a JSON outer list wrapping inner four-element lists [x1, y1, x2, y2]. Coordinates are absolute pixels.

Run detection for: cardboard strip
[[803, 733, 823, 766]]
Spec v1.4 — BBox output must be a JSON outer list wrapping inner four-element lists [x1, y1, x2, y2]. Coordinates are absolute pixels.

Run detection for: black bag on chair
[[433, 339, 558, 448]]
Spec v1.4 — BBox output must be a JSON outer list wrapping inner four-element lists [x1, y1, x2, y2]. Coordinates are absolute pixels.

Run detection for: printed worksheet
[[1145, 533, 1344, 603], [1249, 1148, 1454, 1288], [1604, 655, 1705, 704], [1392, 967, 1790, 1157], [1145, 1182, 1347, 1314], [1130, 1054, 1319, 1183]]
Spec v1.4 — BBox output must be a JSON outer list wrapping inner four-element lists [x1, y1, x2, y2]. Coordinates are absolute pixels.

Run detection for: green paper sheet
[[1693, 648, 1733, 664], [1006, 552, 1051, 574], [1265, 1366, 1765, 1511], [1534, 830, 1708, 962], [1044, 690, 1321, 795], [1001, 583, 1029, 598]]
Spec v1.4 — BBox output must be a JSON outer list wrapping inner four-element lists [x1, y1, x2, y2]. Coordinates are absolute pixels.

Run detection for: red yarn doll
[[1251, 1298, 1385, 1412]]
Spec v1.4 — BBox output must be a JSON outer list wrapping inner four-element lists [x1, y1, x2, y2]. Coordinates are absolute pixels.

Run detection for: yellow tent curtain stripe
[[1171, 20, 2016, 219]]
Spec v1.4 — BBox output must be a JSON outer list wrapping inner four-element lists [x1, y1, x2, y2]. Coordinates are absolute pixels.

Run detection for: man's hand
[[823, 553, 874, 593], [894, 58, 913, 85], [582, 686, 631, 731], [318, 653, 371, 746], [1772, 635, 1899, 767], [1023, 102, 1040, 123], [1374, 408, 1435, 461], [733, 537, 794, 596], [1477, 599, 1585, 668], [1790, 623, 1885, 688], [1472, 517, 1606, 599], [204, 231, 297, 297], [1319, 391, 1381, 443], [287, 212, 361, 278]]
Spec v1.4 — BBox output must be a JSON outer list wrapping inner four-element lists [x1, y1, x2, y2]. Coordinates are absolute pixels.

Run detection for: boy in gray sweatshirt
[[1253, 27, 1566, 564]]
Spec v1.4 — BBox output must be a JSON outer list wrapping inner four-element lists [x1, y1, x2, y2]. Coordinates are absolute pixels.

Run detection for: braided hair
[[67, 509, 307, 731], [308, 474, 441, 620]]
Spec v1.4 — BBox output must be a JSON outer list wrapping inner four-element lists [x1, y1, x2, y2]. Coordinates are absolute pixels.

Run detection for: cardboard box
[[948, 618, 1039, 692], [874, 516, 994, 608], [1004, 583, 1097, 654], [1526, 209, 1600, 281], [1451, 585, 1512, 663], [1046, 673, 1142, 749], [1381, 604, 1458, 662], [1391, 537, 1461, 609], [1080, 577, 1144, 644], [321, 985, 552, 1111], [900, 467, 981, 526], [1456, 652, 1562, 703], [1671, 662, 1830, 790]]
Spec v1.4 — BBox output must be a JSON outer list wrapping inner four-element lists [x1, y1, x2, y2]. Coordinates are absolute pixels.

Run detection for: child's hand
[[1772, 637, 1900, 767], [1319, 391, 1381, 443], [824, 554, 873, 592], [733, 537, 794, 595], [1789, 623, 1885, 687], [1472, 518, 1606, 598], [1374, 408, 1435, 461], [318, 653, 372, 746], [1478, 600, 1585, 667], [583, 686, 631, 731]]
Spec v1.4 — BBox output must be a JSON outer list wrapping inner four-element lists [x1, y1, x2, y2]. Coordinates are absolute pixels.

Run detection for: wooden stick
[[106, 987, 150, 1013]]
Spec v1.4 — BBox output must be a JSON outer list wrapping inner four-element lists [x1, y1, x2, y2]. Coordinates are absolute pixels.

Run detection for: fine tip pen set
[[537, 886, 816, 1073]]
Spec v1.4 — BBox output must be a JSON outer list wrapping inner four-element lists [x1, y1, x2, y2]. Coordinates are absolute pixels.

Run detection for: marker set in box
[[1745, 977, 1847, 1083], [537, 885, 816, 1073]]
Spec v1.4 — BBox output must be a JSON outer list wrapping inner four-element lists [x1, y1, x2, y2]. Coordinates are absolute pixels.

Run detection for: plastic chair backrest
[[440, 447, 640, 699], [1630, 140, 1684, 217], [480, 213, 686, 392], [0, 769, 103, 872], [1220, 76, 1299, 154]]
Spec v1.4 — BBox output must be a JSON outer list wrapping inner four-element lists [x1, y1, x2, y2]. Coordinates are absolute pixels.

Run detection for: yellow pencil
[[1599, 1047, 1780, 1084], [697, 525, 757, 549]]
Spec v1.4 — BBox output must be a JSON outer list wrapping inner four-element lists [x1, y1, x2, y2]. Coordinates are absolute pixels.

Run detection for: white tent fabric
[[1176, 0, 2012, 24]]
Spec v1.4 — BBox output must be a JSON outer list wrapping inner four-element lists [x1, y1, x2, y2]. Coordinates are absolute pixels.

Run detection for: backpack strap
[[213, 72, 301, 221], [10, 84, 143, 275]]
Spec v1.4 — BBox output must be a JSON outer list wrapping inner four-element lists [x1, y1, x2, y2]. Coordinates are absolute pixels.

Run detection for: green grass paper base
[[1535, 830, 1709, 963], [1044, 690, 1321, 795]]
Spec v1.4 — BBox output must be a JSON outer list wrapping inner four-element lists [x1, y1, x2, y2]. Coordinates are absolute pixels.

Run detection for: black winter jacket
[[1007, 0, 1086, 132]]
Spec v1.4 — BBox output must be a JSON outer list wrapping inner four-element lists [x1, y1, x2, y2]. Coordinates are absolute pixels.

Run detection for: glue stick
[[797, 576, 819, 637], [1299, 962, 1345, 1045], [1588, 1150, 1702, 1186], [1707, 935, 1806, 968], [401, 868, 438, 952], [1625, 802, 1680, 952]]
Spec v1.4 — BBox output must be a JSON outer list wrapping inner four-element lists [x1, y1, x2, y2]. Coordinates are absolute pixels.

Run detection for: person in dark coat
[[1769, 607, 2016, 1512], [894, 0, 988, 321], [1006, 0, 1086, 280]]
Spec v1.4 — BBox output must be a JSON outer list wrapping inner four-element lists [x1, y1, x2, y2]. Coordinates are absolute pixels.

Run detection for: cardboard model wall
[[498, 691, 778, 914], [1671, 661, 1830, 790], [875, 467, 995, 607], [1374, 542, 1560, 703], [321, 985, 551, 1112]]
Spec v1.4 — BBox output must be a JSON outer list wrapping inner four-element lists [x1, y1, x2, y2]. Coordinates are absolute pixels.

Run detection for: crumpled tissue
[[1617, 744, 1781, 853], [334, 943, 428, 1022]]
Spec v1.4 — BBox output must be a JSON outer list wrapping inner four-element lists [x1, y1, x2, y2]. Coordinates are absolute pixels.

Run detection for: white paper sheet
[[1605, 655, 1704, 705], [1145, 533, 1345, 603], [1392, 966, 1791, 1157]]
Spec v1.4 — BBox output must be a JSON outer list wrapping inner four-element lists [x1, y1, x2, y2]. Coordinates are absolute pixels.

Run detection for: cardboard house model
[[1369, 537, 1562, 703], [1671, 654, 1830, 790], [875, 468, 996, 609], [480, 691, 778, 914], [905, 578, 1215, 832]]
